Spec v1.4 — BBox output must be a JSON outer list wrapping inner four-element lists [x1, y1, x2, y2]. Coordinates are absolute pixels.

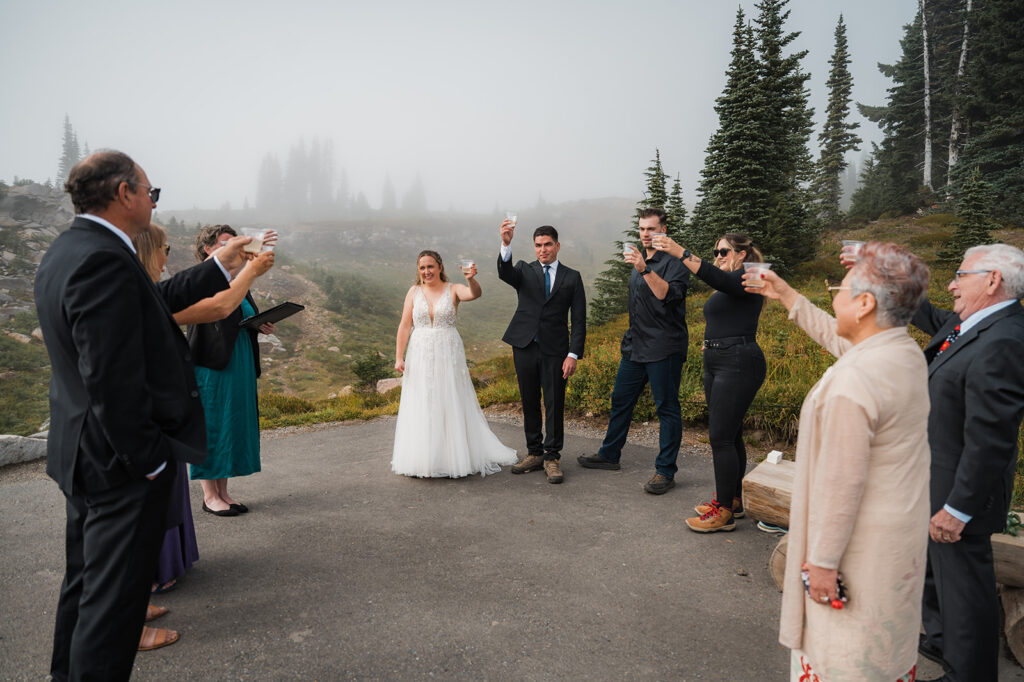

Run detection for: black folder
[[239, 301, 305, 330]]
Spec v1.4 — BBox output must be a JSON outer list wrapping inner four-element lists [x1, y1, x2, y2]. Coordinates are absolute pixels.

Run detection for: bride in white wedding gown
[[391, 250, 518, 478]]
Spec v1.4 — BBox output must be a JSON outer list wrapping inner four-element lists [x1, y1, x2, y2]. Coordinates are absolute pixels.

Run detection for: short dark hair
[[194, 224, 237, 262], [637, 208, 666, 226], [533, 225, 559, 242], [64, 150, 139, 214]]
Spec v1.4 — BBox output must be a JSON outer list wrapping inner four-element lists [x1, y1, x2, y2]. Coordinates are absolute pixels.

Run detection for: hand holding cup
[[840, 240, 864, 270], [742, 266, 787, 300], [460, 259, 477, 279], [623, 244, 644, 271], [500, 220, 515, 246]]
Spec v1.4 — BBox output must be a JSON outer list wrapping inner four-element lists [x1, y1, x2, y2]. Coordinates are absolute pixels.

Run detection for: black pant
[[51, 466, 175, 682], [702, 342, 766, 505], [513, 342, 567, 459], [921, 534, 999, 682]]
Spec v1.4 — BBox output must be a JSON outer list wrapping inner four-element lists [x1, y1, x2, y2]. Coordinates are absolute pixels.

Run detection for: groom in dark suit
[[911, 244, 1024, 682], [34, 151, 250, 680], [498, 221, 586, 484]]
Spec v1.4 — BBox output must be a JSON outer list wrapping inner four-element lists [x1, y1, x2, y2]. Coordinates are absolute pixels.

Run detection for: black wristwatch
[[640, 266, 651, 276], [682, 249, 692, 261]]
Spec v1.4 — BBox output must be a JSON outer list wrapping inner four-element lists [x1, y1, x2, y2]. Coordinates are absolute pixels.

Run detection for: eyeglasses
[[825, 279, 852, 300], [953, 269, 992, 282], [161, 244, 171, 256], [712, 248, 733, 258], [129, 181, 161, 204]]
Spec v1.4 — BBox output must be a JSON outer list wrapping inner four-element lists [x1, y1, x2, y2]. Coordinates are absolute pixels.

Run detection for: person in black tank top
[[657, 233, 767, 532]]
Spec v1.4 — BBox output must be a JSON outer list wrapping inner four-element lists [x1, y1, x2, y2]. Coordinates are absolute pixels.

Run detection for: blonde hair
[[132, 223, 167, 283]]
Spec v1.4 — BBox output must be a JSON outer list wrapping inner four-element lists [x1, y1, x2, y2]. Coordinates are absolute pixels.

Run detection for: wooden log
[[1001, 586, 1024, 667], [742, 459, 796, 529], [769, 535, 788, 592], [993, 532, 1024, 589]]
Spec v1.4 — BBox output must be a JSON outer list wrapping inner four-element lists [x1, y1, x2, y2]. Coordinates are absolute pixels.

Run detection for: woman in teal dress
[[186, 225, 275, 517]]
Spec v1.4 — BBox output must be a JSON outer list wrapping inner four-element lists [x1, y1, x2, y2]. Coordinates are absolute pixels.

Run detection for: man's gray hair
[[965, 244, 1024, 300], [848, 242, 931, 328]]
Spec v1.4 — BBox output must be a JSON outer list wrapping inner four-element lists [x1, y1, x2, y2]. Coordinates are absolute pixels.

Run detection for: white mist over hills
[[1, 1, 912, 212]]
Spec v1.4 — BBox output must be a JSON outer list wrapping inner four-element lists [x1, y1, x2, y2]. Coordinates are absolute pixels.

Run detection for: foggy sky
[[0, 0, 914, 213]]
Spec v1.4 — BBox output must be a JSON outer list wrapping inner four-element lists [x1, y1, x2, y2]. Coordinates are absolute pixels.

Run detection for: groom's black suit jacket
[[497, 257, 586, 358], [34, 216, 229, 496], [912, 300, 1024, 535]]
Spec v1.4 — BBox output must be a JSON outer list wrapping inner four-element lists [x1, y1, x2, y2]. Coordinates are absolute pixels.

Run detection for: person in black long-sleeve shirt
[[659, 232, 766, 532], [578, 208, 689, 495]]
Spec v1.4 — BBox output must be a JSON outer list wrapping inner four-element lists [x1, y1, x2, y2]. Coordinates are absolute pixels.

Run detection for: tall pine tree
[[589, 150, 669, 325], [952, 0, 1024, 221], [57, 115, 81, 184], [666, 174, 688, 241], [940, 167, 998, 260], [812, 15, 861, 227], [690, 9, 771, 256]]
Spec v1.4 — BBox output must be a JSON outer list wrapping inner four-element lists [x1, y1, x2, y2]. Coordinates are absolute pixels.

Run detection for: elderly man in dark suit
[[911, 243, 1024, 682], [498, 222, 586, 484], [34, 151, 251, 680]]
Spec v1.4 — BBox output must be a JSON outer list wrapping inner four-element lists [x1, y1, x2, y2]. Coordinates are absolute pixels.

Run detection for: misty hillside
[[0, 191, 639, 433]]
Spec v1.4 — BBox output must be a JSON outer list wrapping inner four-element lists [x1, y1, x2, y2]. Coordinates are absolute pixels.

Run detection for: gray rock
[[31, 327, 43, 342], [0, 435, 47, 467], [376, 377, 402, 394], [4, 331, 32, 344]]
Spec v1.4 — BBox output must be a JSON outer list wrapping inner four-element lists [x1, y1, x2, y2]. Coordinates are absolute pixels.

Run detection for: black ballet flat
[[229, 503, 249, 514], [202, 502, 239, 517]]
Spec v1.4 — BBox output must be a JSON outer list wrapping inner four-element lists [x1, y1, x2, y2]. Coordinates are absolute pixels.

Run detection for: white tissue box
[[766, 450, 784, 465]]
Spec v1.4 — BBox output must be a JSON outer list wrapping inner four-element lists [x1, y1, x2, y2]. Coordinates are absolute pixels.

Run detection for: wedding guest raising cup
[[742, 261, 773, 288]]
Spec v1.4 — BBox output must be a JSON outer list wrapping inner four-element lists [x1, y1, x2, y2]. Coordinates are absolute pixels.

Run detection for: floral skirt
[[791, 650, 916, 681]]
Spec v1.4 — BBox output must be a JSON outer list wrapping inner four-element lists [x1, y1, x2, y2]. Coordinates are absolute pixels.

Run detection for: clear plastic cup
[[840, 240, 864, 265], [241, 228, 267, 254], [505, 211, 518, 227], [742, 261, 773, 288], [652, 233, 667, 250]]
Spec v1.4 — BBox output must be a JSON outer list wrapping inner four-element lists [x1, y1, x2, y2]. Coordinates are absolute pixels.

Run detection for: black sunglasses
[[712, 248, 733, 258], [161, 244, 171, 256], [129, 181, 161, 204]]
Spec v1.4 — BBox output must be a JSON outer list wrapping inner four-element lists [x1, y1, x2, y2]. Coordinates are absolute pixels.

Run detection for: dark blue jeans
[[597, 353, 684, 478]]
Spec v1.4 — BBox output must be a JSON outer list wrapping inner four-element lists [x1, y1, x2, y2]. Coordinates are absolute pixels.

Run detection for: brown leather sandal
[[145, 604, 169, 622], [138, 626, 179, 651]]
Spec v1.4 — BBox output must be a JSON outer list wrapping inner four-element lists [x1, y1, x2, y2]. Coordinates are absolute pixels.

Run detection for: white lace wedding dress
[[391, 284, 518, 477]]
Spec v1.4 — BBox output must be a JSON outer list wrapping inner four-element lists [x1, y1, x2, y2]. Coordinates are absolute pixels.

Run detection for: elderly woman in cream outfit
[[746, 242, 932, 682]]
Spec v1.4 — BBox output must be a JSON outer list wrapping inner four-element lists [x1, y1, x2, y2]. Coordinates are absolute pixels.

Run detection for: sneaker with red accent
[[694, 496, 745, 519], [685, 502, 736, 533]]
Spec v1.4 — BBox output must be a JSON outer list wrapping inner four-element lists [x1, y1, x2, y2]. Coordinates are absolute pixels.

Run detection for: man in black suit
[[498, 221, 586, 484], [34, 151, 250, 680], [912, 244, 1024, 682]]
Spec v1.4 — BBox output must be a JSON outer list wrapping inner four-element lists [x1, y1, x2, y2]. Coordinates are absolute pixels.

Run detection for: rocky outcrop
[[0, 434, 47, 467], [0, 182, 71, 320]]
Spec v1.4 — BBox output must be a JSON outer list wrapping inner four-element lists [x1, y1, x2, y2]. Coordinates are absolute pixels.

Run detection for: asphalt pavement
[[1, 418, 1018, 680]]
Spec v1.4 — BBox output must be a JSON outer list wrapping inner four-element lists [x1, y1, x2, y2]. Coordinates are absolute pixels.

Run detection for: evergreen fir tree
[[57, 115, 81, 184], [752, 0, 817, 269], [690, 10, 772, 256], [858, 0, 965, 218], [812, 15, 861, 227], [951, 0, 1024, 220], [589, 150, 669, 325], [849, 145, 888, 220], [940, 167, 998, 260], [666, 174, 688, 241]]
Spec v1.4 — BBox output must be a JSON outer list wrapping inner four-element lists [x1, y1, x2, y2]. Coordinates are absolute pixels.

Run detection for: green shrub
[[351, 348, 392, 391]]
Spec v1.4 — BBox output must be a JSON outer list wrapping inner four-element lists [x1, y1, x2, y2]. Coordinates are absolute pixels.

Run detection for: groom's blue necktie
[[544, 265, 551, 300]]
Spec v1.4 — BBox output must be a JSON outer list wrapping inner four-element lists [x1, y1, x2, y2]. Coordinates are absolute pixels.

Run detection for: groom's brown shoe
[[511, 454, 545, 474], [544, 459, 564, 484]]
